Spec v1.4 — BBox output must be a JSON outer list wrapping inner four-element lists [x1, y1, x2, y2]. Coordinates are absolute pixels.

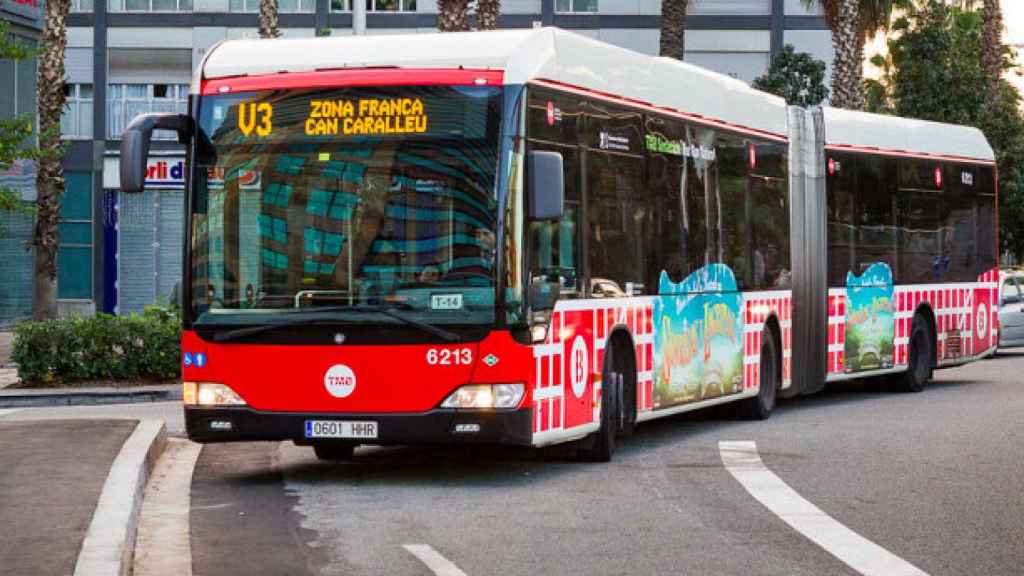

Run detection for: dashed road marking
[[403, 544, 469, 576], [0, 409, 20, 417], [720, 441, 929, 576]]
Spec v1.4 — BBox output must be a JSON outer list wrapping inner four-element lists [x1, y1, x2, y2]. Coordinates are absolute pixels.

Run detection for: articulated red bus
[[121, 28, 999, 461]]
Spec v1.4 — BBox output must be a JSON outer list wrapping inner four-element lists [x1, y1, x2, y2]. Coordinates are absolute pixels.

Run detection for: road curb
[[73, 419, 167, 576], [0, 387, 182, 409]]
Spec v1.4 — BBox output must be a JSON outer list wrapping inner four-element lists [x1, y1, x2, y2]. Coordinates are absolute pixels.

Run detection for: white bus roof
[[822, 106, 995, 163], [198, 27, 790, 138], [198, 27, 995, 162]]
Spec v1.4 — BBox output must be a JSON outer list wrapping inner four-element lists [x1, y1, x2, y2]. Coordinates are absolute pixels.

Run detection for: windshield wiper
[[360, 305, 461, 342], [206, 305, 460, 343]]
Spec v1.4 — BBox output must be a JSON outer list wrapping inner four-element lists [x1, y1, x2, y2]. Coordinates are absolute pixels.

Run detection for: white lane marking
[[403, 544, 469, 576], [719, 441, 929, 576], [0, 409, 21, 417]]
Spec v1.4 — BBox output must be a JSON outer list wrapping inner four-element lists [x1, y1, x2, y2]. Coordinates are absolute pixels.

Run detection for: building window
[[232, 0, 315, 12], [0, 36, 37, 120], [330, 0, 417, 12], [58, 172, 94, 300], [554, 0, 596, 13], [107, 84, 188, 140], [108, 0, 192, 12], [72, 0, 95, 11], [61, 84, 94, 140]]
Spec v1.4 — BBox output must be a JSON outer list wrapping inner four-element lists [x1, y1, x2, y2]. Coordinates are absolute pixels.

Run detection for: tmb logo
[[324, 364, 357, 398]]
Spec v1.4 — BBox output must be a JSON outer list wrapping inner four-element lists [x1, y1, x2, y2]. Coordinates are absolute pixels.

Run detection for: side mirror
[[527, 150, 564, 220], [120, 113, 193, 193]]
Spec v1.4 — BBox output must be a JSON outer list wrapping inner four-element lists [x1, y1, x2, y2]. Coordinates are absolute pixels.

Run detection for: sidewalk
[[0, 384, 182, 408], [0, 419, 139, 576]]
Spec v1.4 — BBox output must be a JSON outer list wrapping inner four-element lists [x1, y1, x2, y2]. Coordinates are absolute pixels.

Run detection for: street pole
[[353, 0, 366, 35]]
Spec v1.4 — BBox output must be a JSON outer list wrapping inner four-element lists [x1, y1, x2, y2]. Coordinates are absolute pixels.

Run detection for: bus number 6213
[[426, 348, 472, 365]]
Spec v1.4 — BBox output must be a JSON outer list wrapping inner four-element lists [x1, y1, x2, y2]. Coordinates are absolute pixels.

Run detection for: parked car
[[998, 271, 1024, 349]]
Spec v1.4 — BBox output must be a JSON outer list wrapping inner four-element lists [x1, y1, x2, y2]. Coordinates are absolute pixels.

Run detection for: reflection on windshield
[[190, 86, 502, 326]]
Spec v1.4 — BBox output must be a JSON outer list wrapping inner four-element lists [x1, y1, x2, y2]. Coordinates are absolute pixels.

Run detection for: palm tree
[[659, 0, 688, 59], [32, 0, 70, 319], [437, 0, 470, 31], [259, 0, 281, 38], [804, 0, 899, 110], [477, 0, 500, 30], [981, 0, 1003, 90]]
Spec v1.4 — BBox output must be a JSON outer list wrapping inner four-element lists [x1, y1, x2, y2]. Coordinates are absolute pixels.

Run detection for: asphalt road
[[188, 352, 1024, 576]]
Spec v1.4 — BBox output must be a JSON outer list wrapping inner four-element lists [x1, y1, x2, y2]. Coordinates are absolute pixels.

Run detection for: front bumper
[[185, 405, 534, 446]]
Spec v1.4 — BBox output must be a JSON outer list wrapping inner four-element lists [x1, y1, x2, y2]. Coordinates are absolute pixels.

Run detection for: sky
[[1003, 0, 1024, 96]]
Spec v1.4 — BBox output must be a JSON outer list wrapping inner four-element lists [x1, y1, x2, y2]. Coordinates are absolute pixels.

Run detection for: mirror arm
[[120, 113, 194, 193]]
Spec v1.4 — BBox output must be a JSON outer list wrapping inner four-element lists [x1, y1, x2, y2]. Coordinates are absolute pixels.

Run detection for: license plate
[[304, 420, 378, 439]]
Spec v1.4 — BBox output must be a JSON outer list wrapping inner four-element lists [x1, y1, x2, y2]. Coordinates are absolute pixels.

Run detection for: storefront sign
[[1, 0, 44, 27], [146, 159, 186, 189]]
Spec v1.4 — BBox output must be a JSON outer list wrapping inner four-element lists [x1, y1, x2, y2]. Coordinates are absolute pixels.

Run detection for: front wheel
[[577, 351, 619, 462], [739, 328, 779, 420]]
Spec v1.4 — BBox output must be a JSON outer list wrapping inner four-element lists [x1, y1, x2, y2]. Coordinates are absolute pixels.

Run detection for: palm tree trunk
[[437, 0, 470, 32], [32, 0, 69, 320], [259, 0, 281, 38], [829, 0, 864, 110], [659, 0, 688, 59], [981, 0, 1003, 91], [477, 0, 500, 30]]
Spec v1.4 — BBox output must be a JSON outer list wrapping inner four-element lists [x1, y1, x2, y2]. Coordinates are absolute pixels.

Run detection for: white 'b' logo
[[976, 303, 988, 340], [570, 336, 588, 399], [324, 364, 356, 398]]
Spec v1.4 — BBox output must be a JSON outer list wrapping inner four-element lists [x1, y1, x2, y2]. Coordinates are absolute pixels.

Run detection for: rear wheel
[[897, 316, 931, 393], [739, 327, 779, 420], [577, 348, 620, 462], [313, 443, 356, 461]]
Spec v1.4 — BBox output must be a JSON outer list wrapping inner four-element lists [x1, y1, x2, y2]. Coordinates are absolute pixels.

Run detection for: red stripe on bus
[[824, 143, 996, 166], [201, 68, 505, 95], [531, 78, 789, 143]]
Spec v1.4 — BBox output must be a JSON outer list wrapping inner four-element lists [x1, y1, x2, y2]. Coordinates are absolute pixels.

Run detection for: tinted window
[[716, 133, 750, 289], [527, 90, 583, 295], [683, 126, 715, 279], [587, 151, 645, 296], [826, 153, 855, 286], [749, 143, 790, 289], [941, 163, 977, 281], [977, 167, 997, 275], [858, 155, 897, 276], [644, 114, 687, 290]]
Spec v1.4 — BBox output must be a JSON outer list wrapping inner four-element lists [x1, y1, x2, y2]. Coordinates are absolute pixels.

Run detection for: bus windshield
[[189, 85, 503, 330]]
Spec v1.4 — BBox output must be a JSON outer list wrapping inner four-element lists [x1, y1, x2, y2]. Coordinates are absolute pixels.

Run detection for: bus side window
[[527, 145, 581, 296], [587, 151, 644, 297]]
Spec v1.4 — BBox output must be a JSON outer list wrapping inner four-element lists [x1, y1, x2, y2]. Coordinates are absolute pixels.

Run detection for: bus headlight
[[183, 382, 247, 407], [441, 383, 524, 409]]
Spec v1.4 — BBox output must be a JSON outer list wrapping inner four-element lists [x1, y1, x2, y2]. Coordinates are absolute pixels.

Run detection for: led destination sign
[[306, 98, 428, 136], [202, 86, 495, 144]]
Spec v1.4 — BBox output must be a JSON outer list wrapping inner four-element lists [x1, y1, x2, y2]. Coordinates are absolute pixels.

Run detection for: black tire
[[897, 316, 932, 393], [313, 443, 356, 461], [577, 349, 619, 462], [739, 328, 779, 420]]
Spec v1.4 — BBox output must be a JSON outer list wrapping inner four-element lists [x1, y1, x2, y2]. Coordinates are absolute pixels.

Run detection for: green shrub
[[11, 306, 181, 386]]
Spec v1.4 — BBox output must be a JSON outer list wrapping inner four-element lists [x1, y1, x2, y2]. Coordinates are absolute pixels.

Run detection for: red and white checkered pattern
[[531, 290, 795, 445], [826, 269, 999, 377], [741, 291, 793, 391], [531, 299, 654, 443]]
